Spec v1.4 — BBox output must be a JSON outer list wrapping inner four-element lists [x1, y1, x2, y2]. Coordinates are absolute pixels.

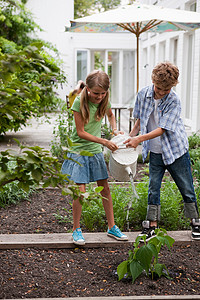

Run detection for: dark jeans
[[147, 151, 198, 221]]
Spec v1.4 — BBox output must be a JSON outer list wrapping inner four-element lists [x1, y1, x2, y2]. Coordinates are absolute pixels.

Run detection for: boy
[[124, 62, 200, 240]]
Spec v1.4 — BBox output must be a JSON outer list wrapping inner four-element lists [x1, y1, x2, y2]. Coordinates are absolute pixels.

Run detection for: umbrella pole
[[136, 34, 139, 92], [136, 24, 139, 93]]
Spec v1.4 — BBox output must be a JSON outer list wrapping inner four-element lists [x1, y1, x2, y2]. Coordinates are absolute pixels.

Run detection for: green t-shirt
[[70, 96, 111, 154]]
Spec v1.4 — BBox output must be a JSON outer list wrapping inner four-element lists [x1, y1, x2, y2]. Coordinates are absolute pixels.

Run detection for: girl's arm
[[124, 127, 165, 148], [129, 119, 140, 137], [106, 108, 124, 135], [74, 111, 119, 151]]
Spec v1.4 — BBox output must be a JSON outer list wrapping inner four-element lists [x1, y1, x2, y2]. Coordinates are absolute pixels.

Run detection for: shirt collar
[[148, 84, 172, 104]]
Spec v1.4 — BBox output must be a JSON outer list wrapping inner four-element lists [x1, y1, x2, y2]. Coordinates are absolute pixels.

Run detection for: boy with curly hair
[[125, 61, 200, 240]]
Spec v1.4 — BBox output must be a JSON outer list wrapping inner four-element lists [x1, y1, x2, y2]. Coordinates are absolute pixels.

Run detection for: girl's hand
[[104, 140, 118, 151]]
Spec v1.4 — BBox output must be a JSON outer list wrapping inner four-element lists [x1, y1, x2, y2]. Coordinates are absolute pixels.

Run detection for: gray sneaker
[[191, 219, 200, 240], [138, 220, 157, 242]]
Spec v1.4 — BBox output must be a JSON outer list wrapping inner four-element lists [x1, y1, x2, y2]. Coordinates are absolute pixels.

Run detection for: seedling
[[117, 228, 175, 283]]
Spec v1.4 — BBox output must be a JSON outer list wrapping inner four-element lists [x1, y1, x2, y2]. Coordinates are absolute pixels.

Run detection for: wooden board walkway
[[0, 230, 194, 250]]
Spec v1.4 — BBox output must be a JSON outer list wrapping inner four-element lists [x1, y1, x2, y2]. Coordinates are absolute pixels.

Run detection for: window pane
[[77, 50, 88, 82]]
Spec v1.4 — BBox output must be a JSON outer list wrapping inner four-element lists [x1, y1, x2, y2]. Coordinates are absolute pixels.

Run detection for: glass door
[[105, 50, 120, 104], [75, 49, 90, 83], [184, 33, 194, 127]]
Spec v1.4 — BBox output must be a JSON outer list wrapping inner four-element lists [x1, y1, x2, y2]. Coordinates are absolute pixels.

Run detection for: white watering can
[[109, 134, 138, 182], [108, 134, 139, 230]]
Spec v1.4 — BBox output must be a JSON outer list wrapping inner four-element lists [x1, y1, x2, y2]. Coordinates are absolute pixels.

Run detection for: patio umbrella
[[66, 2, 200, 92]]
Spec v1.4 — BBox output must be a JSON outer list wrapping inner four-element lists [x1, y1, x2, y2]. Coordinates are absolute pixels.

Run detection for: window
[[76, 50, 89, 82]]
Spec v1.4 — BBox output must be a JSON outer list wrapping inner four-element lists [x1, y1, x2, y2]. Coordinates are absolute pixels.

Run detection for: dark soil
[[1, 243, 200, 299], [1, 164, 200, 298]]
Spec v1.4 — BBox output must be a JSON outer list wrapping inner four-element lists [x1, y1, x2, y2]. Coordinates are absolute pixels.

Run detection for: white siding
[[26, 0, 200, 132], [26, 0, 74, 100], [140, 0, 200, 132]]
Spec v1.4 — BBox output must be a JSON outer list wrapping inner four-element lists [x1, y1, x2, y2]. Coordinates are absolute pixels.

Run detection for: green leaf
[[156, 235, 173, 250], [79, 150, 94, 156], [147, 243, 158, 262], [136, 245, 153, 274], [50, 177, 57, 187], [23, 151, 41, 163], [61, 187, 73, 196], [67, 136, 73, 147], [18, 181, 30, 192], [43, 178, 52, 188], [154, 263, 167, 278], [130, 260, 144, 283], [164, 235, 175, 248], [94, 186, 104, 193], [117, 260, 128, 281], [0, 171, 8, 181], [31, 168, 43, 181]]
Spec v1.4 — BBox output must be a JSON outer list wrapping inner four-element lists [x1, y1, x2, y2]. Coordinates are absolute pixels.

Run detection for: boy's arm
[[125, 127, 165, 148]]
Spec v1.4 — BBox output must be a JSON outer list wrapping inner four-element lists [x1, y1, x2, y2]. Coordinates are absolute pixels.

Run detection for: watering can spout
[[125, 166, 133, 176]]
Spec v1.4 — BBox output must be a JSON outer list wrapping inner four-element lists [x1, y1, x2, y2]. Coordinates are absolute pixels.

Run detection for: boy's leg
[[139, 152, 165, 241], [97, 179, 128, 241], [167, 152, 198, 218], [167, 152, 200, 239], [147, 152, 166, 222]]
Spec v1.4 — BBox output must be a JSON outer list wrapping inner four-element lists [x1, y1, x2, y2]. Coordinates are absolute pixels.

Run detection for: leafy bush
[[0, 139, 68, 193], [0, 181, 35, 208], [79, 176, 190, 232], [0, 0, 67, 135], [117, 228, 175, 283], [188, 132, 200, 200], [0, 140, 104, 208], [50, 105, 74, 161]]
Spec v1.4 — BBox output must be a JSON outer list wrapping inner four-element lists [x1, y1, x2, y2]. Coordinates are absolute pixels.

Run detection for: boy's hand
[[124, 136, 140, 148]]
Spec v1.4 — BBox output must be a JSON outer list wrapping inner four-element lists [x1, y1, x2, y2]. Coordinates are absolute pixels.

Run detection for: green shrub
[[117, 228, 175, 283], [188, 132, 200, 200], [0, 181, 35, 208], [50, 104, 74, 161], [79, 177, 190, 232]]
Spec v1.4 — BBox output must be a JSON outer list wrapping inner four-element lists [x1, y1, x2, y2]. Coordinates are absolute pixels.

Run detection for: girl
[[62, 70, 128, 245]]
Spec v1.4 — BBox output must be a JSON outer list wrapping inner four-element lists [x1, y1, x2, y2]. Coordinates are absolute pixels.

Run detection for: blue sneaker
[[72, 228, 85, 245], [107, 225, 128, 241]]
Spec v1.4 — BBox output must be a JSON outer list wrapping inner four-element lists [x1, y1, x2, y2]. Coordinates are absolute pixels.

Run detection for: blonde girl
[[62, 70, 128, 245]]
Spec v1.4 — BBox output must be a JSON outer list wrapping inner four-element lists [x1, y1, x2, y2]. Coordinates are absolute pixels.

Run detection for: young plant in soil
[[117, 228, 175, 283]]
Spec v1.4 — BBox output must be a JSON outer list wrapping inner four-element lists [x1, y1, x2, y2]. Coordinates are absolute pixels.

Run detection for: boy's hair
[[80, 70, 110, 124], [151, 62, 179, 90]]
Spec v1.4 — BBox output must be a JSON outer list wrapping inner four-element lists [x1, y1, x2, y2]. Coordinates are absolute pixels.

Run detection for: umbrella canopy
[[67, 3, 200, 91]]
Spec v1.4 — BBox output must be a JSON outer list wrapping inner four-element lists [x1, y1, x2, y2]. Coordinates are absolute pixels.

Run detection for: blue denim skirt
[[61, 152, 108, 184]]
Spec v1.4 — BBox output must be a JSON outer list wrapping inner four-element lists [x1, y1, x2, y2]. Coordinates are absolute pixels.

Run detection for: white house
[[140, 0, 200, 133], [26, 0, 200, 133], [26, 0, 74, 100]]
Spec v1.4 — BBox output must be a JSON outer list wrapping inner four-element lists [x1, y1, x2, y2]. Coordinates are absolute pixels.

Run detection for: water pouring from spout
[[109, 134, 139, 230]]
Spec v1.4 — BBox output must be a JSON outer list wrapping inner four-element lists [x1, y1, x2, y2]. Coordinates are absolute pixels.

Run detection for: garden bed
[[0, 243, 200, 299], [0, 188, 200, 298]]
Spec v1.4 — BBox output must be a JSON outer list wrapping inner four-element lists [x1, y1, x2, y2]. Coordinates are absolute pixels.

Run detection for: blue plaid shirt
[[133, 85, 189, 165]]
